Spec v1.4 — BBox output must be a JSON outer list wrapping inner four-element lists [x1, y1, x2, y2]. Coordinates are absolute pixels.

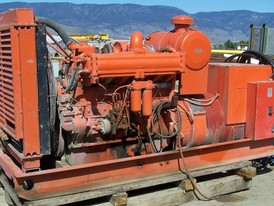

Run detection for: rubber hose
[[64, 69, 77, 93], [225, 50, 274, 67], [243, 50, 274, 68], [36, 17, 76, 46], [224, 50, 274, 79]]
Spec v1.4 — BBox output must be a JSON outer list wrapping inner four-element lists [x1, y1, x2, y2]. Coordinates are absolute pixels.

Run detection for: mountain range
[[1, 2, 274, 43]]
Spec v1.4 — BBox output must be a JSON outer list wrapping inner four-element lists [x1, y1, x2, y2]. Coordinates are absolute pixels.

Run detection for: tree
[[224, 40, 235, 49], [218, 44, 224, 49]]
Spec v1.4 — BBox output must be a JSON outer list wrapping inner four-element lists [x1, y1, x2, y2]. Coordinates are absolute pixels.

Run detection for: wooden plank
[[0, 173, 23, 206], [237, 166, 256, 180], [92, 171, 253, 206], [23, 174, 187, 206], [190, 161, 252, 178], [24, 161, 252, 206], [110, 192, 128, 206], [126, 188, 193, 206], [194, 175, 252, 199]]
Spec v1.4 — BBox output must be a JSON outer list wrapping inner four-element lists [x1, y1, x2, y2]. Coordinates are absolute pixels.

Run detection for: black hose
[[224, 50, 274, 79], [63, 69, 77, 93], [244, 50, 274, 68], [36, 17, 76, 47]]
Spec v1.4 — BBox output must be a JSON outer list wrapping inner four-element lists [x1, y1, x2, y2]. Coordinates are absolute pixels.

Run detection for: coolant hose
[[36, 17, 75, 47]]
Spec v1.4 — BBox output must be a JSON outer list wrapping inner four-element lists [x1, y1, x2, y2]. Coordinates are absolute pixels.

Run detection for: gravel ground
[[0, 165, 273, 206]]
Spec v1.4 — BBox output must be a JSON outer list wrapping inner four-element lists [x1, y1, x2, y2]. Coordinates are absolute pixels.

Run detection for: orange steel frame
[[0, 8, 273, 204]]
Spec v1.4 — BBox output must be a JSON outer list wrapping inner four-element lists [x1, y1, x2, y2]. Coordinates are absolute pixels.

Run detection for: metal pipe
[[46, 31, 71, 57]]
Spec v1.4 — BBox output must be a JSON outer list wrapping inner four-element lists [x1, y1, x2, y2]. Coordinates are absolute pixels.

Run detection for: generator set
[[0, 9, 273, 205]]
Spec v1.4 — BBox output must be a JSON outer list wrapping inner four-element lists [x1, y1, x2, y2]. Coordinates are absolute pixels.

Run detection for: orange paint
[[208, 63, 272, 124], [0, 8, 273, 204]]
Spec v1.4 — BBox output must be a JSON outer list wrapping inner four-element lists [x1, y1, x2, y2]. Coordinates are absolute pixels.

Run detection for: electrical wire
[[176, 102, 195, 149], [177, 133, 215, 201], [175, 100, 217, 200], [183, 93, 219, 107], [187, 93, 219, 102], [151, 101, 183, 139], [146, 124, 162, 153], [147, 100, 183, 153]]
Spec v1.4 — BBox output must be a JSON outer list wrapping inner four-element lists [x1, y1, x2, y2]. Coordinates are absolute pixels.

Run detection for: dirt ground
[[182, 164, 274, 206], [0, 165, 273, 206]]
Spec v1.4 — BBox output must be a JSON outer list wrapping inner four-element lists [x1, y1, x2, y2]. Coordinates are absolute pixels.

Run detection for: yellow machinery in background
[[70, 33, 110, 43]]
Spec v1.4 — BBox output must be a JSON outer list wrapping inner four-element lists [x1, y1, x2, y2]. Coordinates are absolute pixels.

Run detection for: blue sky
[[1, 0, 274, 13]]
